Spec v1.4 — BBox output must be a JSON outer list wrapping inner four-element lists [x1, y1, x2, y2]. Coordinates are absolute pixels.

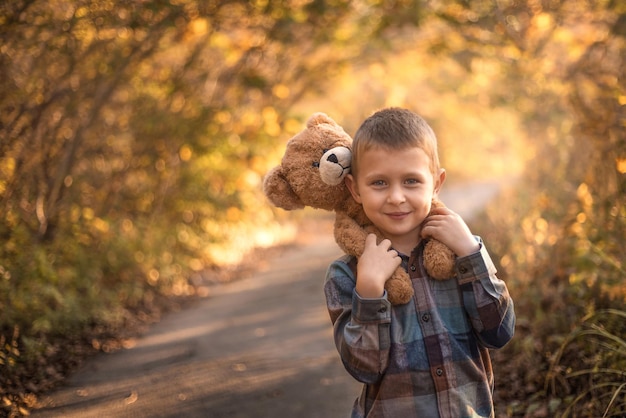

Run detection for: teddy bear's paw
[[424, 239, 456, 280], [386, 285, 414, 305], [385, 269, 414, 305]]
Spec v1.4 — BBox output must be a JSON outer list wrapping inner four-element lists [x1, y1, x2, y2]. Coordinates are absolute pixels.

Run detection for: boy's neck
[[389, 235, 422, 257]]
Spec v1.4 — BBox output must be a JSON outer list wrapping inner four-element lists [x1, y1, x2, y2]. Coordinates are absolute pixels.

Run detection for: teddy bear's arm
[[333, 212, 368, 257], [262, 166, 304, 210], [334, 212, 415, 305]]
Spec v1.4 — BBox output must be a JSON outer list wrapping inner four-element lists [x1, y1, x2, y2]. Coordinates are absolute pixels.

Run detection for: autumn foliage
[[1, 0, 624, 416]]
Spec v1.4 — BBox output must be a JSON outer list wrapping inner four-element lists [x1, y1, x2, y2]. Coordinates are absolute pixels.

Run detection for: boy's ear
[[433, 168, 446, 196], [345, 174, 362, 204]]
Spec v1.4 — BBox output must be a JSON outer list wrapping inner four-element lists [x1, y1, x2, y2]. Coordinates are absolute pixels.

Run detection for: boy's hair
[[352, 107, 440, 176]]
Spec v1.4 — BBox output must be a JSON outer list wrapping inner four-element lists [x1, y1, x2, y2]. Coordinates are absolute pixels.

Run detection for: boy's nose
[[387, 185, 406, 204]]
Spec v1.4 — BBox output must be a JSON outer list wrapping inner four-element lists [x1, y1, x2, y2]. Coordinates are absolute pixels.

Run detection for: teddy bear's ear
[[307, 112, 339, 129], [263, 166, 305, 210]]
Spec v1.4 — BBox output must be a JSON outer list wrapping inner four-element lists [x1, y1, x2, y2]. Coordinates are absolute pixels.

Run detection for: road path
[[33, 181, 502, 418]]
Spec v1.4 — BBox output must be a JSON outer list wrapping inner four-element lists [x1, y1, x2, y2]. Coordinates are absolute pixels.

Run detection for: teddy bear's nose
[[326, 154, 339, 164]]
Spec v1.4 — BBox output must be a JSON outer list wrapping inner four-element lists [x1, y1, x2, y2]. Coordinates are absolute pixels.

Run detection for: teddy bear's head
[[263, 113, 352, 212]]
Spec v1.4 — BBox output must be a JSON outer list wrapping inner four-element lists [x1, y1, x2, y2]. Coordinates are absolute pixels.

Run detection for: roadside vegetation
[[1, 1, 623, 416]]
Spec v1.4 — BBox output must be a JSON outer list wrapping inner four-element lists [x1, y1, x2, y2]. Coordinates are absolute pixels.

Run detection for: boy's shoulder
[[327, 254, 358, 278], [338, 254, 357, 272]]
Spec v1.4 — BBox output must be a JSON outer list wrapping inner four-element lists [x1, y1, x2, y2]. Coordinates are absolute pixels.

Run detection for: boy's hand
[[356, 234, 401, 299], [421, 206, 480, 257]]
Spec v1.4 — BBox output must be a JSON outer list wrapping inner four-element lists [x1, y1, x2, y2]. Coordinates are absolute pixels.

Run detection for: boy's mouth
[[386, 211, 410, 220]]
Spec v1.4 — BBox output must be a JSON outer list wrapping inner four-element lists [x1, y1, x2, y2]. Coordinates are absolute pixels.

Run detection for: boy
[[324, 108, 515, 417]]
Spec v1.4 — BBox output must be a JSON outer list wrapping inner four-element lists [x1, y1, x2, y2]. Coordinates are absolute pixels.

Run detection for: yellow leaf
[[534, 13, 552, 31], [179, 145, 192, 162], [189, 18, 209, 35], [272, 84, 290, 99], [617, 157, 626, 174]]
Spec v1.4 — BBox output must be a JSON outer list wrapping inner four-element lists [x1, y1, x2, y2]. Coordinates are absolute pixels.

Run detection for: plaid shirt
[[324, 238, 515, 418]]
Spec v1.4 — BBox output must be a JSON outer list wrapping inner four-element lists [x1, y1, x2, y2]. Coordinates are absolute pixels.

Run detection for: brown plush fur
[[263, 113, 455, 305]]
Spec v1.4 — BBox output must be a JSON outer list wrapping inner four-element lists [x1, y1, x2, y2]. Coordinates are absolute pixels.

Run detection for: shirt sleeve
[[323, 256, 391, 384], [455, 239, 516, 349]]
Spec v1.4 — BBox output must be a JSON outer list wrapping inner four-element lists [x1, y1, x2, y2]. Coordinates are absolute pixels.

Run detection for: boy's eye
[[405, 178, 420, 185], [371, 180, 386, 186]]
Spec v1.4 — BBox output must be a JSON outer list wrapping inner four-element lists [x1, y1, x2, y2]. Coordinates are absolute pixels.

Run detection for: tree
[[1, 1, 430, 412], [421, 1, 625, 414]]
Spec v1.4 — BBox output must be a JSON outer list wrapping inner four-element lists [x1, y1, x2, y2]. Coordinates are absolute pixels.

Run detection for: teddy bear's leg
[[385, 267, 414, 305], [422, 198, 457, 280], [423, 239, 457, 280]]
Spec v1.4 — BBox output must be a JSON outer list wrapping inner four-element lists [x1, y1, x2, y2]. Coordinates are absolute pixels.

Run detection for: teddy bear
[[263, 112, 456, 305]]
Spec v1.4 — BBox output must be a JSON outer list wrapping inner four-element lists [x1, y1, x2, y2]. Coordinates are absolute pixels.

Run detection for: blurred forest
[[1, 0, 624, 416]]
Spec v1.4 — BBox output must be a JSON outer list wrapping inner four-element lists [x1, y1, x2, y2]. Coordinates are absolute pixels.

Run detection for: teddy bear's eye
[[312, 161, 320, 168], [322, 148, 329, 154]]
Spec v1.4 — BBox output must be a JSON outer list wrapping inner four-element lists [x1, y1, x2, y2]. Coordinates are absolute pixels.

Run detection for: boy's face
[[346, 145, 445, 254]]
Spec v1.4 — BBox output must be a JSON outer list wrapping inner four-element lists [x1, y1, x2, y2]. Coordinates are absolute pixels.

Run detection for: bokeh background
[[1, 1, 624, 416]]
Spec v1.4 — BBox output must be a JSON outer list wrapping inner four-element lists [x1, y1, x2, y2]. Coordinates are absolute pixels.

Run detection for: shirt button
[[421, 313, 430, 322], [410, 265, 416, 272], [459, 266, 468, 274], [436, 368, 443, 376], [378, 306, 387, 313]]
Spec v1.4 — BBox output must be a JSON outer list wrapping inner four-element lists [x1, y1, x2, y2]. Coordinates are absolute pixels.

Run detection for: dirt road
[[32, 181, 502, 418]]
